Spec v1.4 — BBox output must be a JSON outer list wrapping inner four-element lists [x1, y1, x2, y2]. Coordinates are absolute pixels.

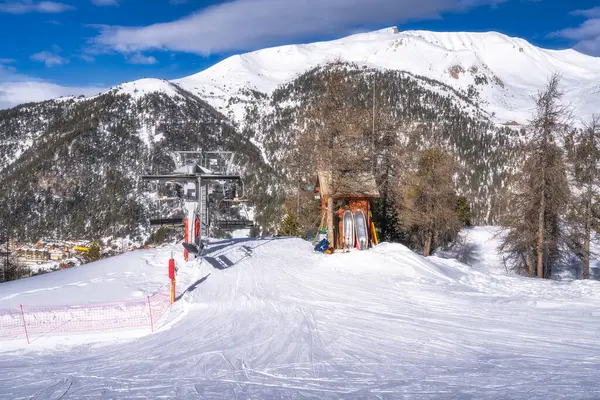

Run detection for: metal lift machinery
[[142, 151, 251, 261]]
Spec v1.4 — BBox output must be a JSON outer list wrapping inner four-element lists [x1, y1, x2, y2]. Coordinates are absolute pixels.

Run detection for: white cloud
[[0, 64, 104, 109], [0, 58, 15, 64], [574, 35, 600, 57], [555, 19, 600, 40], [30, 50, 69, 67], [80, 54, 95, 63], [552, 17, 600, 56], [91, 0, 118, 6], [127, 53, 158, 64], [570, 7, 600, 19], [0, 63, 28, 81], [0, 1, 74, 14], [91, 0, 507, 56], [0, 81, 103, 108]]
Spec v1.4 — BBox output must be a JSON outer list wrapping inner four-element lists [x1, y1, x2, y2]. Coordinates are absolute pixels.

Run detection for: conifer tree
[[500, 74, 570, 278], [456, 196, 472, 227], [278, 211, 302, 237], [370, 82, 409, 242], [292, 64, 372, 244], [83, 241, 102, 264], [398, 147, 463, 256], [2, 255, 30, 282], [566, 115, 600, 279]]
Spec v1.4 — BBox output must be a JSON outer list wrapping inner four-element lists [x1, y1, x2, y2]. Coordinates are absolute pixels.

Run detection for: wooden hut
[[315, 170, 380, 250]]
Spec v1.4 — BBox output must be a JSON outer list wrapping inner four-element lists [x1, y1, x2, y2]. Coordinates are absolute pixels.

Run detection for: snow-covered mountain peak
[[113, 78, 183, 100], [35, 27, 595, 127], [399, 30, 531, 52], [171, 27, 600, 125], [395, 30, 594, 62]]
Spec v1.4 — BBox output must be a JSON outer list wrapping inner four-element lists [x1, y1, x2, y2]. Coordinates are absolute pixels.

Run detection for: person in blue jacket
[[314, 238, 329, 253]]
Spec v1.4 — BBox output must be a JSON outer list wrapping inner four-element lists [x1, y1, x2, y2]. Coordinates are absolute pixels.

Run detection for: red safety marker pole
[[168, 253, 176, 304], [183, 218, 189, 261], [20, 305, 30, 344]]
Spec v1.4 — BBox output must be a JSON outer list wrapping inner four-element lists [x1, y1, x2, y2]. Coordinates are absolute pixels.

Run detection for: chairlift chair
[[212, 198, 255, 230]]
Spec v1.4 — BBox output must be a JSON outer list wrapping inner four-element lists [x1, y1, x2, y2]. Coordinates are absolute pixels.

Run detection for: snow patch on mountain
[[6, 27, 599, 128], [174, 27, 600, 126], [113, 78, 182, 100]]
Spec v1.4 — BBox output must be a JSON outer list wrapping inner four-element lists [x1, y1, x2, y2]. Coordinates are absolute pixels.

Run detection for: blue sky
[[0, 0, 599, 107]]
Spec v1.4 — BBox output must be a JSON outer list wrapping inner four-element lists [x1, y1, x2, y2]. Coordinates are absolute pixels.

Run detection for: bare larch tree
[[566, 114, 600, 279], [500, 73, 571, 278], [288, 64, 372, 244], [398, 147, 463, 256]]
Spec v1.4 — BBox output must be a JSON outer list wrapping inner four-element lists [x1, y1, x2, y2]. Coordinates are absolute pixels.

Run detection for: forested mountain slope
[[0, 82, 277, 241], [2, 27, 598, 240]]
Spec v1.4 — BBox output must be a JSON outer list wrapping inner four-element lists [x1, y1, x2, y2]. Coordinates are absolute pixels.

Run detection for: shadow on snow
[[176, 274, 211, 301], [202, 237, 291, 271]]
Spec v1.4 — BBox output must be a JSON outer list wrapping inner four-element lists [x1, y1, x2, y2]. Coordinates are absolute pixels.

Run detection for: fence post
[[147, 296, 154, 332], [20, 305, 30, 344], [170, 279, 176, 304]]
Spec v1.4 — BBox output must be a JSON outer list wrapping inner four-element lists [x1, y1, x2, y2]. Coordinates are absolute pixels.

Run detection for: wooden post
[[367, 201, 371, 248], [170, 279, 176, 304], [20, 305, 30, 344], [147, 296, 154, 332], [327, 196, 334, 248]]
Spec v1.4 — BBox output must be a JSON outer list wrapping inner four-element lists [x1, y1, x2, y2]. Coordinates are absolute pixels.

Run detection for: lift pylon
[[142, 151, 244, 260]]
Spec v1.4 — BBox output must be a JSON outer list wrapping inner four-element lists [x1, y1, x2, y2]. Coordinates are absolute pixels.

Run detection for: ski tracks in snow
[[4, 238, 600, 398], [30, 378, 72, 400]]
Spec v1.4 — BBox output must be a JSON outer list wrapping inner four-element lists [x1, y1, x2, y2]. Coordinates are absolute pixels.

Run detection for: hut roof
[[316, 170, 380, 199]]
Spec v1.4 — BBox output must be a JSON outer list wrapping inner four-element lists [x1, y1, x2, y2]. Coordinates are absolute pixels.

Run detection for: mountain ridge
[[1, 27, 596, 240], [123, 27, 600, 126], [22, 27, 597, 127]]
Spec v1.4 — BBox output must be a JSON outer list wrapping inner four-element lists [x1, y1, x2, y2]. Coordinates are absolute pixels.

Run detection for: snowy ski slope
[[2, 233, 600, 398]]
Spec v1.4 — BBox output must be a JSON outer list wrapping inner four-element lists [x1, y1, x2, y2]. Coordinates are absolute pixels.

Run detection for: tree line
[[500, 73, 600, 280], [277, 66, 599, 279], [278, 64, 471, 256]]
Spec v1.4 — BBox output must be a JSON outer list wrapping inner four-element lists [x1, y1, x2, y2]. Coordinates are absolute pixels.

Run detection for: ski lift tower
[[142, 150, 242, 261]]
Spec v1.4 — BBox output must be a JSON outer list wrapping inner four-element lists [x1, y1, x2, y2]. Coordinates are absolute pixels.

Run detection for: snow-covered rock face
[[113, 79, 184, 101], [172, 27, 600, 126]]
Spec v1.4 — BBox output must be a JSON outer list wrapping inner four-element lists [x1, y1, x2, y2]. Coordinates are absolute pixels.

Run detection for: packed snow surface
[[2, 234, 600, 398], [0, 247, 171, 308]]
